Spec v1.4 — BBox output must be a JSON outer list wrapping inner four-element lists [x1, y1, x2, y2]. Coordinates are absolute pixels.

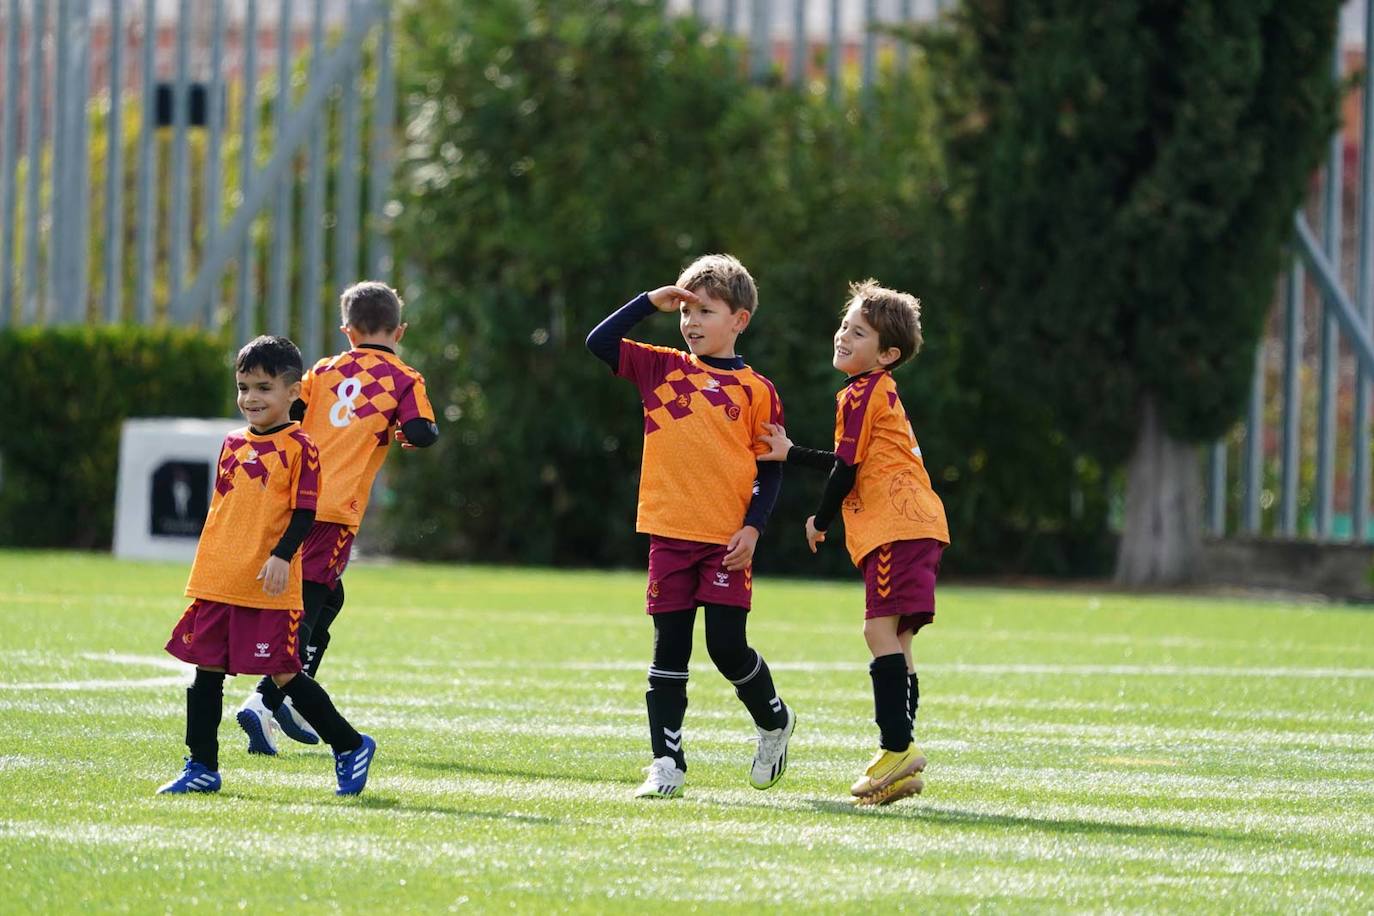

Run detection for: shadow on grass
[[806, 799, 1250, 841], [271, 792, 561, 824], [402, 756, 633, 789]]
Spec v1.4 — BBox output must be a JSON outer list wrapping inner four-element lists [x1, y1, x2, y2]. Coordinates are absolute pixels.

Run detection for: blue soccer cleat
[[334, 734, 376, 796], [273, 696, 321, 746], [156, 758, 222, 795], [236, 692, 279, 756]]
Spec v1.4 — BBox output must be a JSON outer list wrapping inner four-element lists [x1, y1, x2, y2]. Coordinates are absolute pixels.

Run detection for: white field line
[[64, 650, 1374, 681], [0, 676, 187, 691], [0, 815, 1218, 907]]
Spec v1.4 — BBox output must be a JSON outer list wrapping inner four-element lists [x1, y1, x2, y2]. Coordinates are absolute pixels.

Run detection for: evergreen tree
[[933, 0, 1340, 582]]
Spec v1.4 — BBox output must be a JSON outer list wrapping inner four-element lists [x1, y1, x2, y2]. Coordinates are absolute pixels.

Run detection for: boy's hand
[[257, 556, 290, 596], [722, 525, 759, 571], [757, 422, 792, 462], [647, 285, 700, 313], [805, 516, 826, 554], [394, 426, 414, 449]]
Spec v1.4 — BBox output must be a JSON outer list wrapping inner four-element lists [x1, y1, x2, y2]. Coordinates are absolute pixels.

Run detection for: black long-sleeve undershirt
[[586, 293, 657, 370], [270, 508, 316, 560], [784, 445, 859, 533]]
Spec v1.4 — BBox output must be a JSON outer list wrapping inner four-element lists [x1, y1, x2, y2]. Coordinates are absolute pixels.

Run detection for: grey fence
[[0, 0, 395, 362], [0, 0, 943, 362], [1207, 0, 1374, 545]]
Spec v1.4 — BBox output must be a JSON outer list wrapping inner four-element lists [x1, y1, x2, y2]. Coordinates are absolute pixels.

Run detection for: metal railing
[[1207, 0, 1374, 544], [0, 0, 394, 362]]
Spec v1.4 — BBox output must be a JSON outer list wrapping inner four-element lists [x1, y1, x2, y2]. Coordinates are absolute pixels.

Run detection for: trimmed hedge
[[0, 325, 231, 548]]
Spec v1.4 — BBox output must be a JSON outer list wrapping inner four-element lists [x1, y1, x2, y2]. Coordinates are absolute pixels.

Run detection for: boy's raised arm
[[585, 294, 656, 369], [585, 286, 701, 370]]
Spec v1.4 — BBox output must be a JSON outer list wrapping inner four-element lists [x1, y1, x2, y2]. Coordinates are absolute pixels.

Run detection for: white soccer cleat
[[235, 691, 280, 756], [273, 695, 321, 745], [633, 756, 685, 799], [750, 704, 796, 789]]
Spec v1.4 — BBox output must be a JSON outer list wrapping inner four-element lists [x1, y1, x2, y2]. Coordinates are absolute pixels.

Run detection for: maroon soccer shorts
[[645, 534, 753, 613], [300, 521, 355, 587], [165, 599, 305, 676], [861, 538, 944, 634]]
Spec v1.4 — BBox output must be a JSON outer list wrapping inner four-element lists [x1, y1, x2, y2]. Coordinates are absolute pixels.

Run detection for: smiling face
[[833, 299, 900, 376], [236, 367, 301, 431], [680, 291, 751, 359]]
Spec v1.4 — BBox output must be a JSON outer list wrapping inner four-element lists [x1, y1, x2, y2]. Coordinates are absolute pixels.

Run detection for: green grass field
[[2, 550, 1372, 913]]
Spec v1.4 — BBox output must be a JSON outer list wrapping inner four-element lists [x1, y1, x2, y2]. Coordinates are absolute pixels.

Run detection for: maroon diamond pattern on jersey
[[643, 367, 752, 434], [328, 353, 404, 434], [216, 436, 291, 494]]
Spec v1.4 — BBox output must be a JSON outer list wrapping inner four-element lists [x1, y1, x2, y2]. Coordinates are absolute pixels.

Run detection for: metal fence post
[[134, 0, 157, 323], [0, 0, 21, 321], [103, 0, 125, 323]]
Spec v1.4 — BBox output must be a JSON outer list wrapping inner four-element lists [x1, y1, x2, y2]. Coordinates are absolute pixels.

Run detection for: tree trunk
[[1115, 396, 1203, 587]]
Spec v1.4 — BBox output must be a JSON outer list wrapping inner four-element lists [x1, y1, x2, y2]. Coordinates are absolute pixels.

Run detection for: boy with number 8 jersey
[[160, 335, 374, 795], [236, 282, 438, 754]]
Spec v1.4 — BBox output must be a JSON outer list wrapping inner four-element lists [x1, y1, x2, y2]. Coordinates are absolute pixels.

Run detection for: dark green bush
[[382, 0, 1121, 576], [386, 0, 952, 574], [0, 325, 231, 548]]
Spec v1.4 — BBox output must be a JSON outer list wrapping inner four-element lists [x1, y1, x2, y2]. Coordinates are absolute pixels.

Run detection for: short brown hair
[[848, 279, 923, 369], [677, 254, 758, 313], [340, 281, 404, 334]]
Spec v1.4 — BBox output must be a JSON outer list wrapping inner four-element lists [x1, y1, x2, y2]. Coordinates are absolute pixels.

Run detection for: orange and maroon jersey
[[618, 340, 783, 545], [185, 424, 320, 610], [299, 346, 434, 528], [833, 370, 949, 565]]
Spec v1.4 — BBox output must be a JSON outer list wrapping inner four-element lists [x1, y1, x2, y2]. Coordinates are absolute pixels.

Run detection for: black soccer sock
[[304, 581, 344, 678], [726, 650, 788, 731], [256, 677, 284, 711], [185, 669, 226, 771], [648, 609, 695, 770], [257, 580, 334, 711], [907, 671, 920, 731], [646, 673, 689, 771], [705, 605, 787, 730], [871, 653, 911, 752], [280, 673, 362, 754]]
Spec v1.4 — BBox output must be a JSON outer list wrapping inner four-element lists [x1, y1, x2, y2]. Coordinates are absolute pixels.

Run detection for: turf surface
[[2, 550, 1371, 912]]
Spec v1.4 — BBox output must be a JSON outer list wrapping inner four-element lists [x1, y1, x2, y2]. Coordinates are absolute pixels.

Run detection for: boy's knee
[[706, 631, 751, 678], [270, 671, 297, 688]]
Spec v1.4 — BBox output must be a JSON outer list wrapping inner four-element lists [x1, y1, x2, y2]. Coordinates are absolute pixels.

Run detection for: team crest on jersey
[[676, 394, 690, 408], [182, 632, 193, 645], [890, 470, 940, 522], [725, 404, 741, 421], [648, 580, 660, 599], [844, 492, 864, 513]]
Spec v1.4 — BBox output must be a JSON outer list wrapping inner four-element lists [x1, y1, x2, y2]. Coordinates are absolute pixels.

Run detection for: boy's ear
[[878, 346, 902, 368], [340, 323, 361, 346], [393, 322, 408, 344], [287, 378, 303, 402], [733, 309, 753, 334]]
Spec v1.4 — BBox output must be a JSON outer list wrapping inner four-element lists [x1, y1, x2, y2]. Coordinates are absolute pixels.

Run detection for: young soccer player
[[758, 280, 948, 806], [586, 253, 796, 800], [236, 282, 438, 754], [158, 335, 375, 796]]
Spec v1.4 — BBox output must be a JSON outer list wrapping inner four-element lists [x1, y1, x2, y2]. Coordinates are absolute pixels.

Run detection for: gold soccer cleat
[[852, 772, 924, 807], [850, 744, 926, 800]]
